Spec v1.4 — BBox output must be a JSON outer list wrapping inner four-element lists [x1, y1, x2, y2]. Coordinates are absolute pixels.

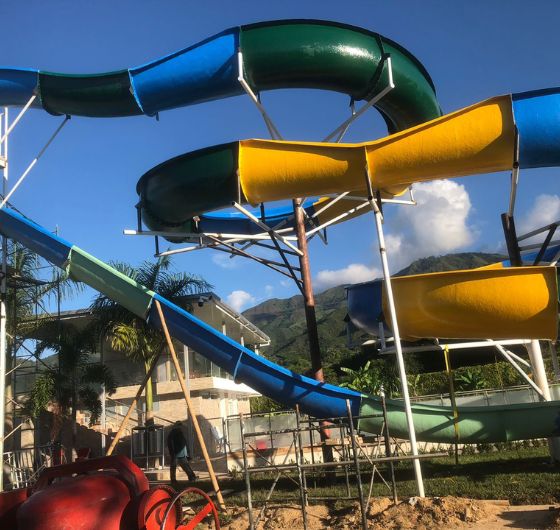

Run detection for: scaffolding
[[0, 104, 70, 491], [237, 399, 446, 530]]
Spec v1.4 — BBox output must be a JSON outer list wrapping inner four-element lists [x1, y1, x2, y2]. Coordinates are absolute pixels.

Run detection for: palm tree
[[6, 241, 83, 448], [25, 320, 116, 455], [90, 256, 211, 424]]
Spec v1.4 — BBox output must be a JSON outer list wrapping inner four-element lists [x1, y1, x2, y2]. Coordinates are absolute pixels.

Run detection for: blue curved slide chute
[[3, 207, 560, 443], [0, 207, 361, 421]]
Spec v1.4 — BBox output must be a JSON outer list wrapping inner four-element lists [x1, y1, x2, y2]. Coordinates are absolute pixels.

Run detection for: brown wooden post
[[154, 300, 226, 511], [293, 198, 324, 381], [293, 198, 333, 463], [106, 352, 160, 456]]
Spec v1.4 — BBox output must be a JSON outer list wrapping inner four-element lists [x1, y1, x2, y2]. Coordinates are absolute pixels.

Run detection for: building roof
[[33, 292, 270, 347]]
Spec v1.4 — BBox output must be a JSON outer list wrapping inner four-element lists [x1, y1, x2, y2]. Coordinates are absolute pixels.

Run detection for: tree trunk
[[144, 361, 154, 425], [71, 374, 78, 461]]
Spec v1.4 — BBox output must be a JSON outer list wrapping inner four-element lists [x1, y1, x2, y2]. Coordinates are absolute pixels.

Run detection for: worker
[[167, 421, 197, 486]]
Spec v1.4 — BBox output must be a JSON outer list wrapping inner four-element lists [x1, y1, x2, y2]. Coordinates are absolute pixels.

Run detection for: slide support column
[[367, 180, 425, 497], [527, 340, 560, 461], [293, 198, 333, 463], [293, 199, 323, 383], [0, 107, 8, 492]]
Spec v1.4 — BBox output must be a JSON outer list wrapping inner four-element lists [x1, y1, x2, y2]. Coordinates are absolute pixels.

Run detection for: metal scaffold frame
[[0, 103, 70, 491], [238, 400, 447, 530]]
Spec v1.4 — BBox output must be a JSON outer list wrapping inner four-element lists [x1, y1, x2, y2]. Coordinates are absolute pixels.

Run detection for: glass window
[[156, 358, 167, 383]]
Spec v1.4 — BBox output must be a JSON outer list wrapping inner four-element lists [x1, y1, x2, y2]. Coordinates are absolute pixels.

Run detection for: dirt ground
[[215, 496, 560, 529]]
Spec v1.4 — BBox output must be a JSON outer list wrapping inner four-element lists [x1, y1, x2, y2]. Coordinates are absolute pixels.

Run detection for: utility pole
[[293, 199, 324, 382], [293, 198, 333, 463]]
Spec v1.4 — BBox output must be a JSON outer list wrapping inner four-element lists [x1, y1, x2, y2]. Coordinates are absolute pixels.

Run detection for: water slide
[[347, 245, 560, 339], [137, 87, 560, 341], [1, 207, 559, 443], [1, 20, 559, 442], [0, 20, 440, 236]]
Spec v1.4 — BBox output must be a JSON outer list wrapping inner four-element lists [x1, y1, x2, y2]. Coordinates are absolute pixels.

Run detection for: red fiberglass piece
[[0, 455, 178, 530]]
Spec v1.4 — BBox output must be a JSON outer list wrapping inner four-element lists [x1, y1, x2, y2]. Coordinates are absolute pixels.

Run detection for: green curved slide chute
[[0, 20, 439, 130]]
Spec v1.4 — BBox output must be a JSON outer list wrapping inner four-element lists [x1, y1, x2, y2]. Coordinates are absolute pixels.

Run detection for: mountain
[[395, 252, 506, 276], [242, 252, 506, 376], [243, 284, 360, 375]]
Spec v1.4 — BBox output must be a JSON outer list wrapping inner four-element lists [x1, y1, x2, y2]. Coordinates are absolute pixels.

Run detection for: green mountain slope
[[243, 252, 506, 375]]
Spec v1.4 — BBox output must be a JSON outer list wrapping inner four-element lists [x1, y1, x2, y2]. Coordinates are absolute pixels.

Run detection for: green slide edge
[[38, 70, 141, 117], [68, 246, 155, 318], [138, 142, 239, 230], [359, 395, 560, 443], [240, 21, 440, 132]]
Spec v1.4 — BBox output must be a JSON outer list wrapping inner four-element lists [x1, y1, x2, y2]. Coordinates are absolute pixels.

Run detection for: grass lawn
[[189, 445, 560, 508]]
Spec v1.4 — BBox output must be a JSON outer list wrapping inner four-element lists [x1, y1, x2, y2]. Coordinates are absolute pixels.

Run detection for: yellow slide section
[[239, 95, 515, 204], [383, 266, 558, 341]]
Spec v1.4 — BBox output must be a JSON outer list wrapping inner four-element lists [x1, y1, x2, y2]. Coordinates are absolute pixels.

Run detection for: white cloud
[[518, 194, 560, 241], [264, 284, 274, 297], [386, 180, 475, 271], [314, 263, 381, 291], [226, 290, 256, 312], [212, 253, 239, 269]]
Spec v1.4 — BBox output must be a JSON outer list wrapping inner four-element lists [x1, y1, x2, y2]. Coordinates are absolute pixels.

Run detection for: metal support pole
[[528, 340, 552, 400], [380, 389, 397, 503], [0, 107, 8, 491], [100, 339, 106, 454], [0, 96, 35, 146], [340, 422, 351, 497], [443, 347, 460, 465], [293, 429, 309, 530], [527, 340, 560, 461], [346, 400, 368, 530], [293, 198, 323, 383], [183, 345, 194, 458], [294, 405, 308, 506], [154, 300, 226, 510], [239, 413, 254, 530], [365, 171, 425, 497], [501, 213, 522, 267], [494, 343, 544, 397], [293, 198, 333, 463], [0, 115, 70, 209]]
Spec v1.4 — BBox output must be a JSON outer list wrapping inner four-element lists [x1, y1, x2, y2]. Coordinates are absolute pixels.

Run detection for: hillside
[[243, 252, 506, 375], [396, 252, 506, 276]]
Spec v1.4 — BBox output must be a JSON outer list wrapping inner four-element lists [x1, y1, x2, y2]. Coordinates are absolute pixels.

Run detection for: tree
[[25, 320, 116, 455], [340, 359, 400, 397], [5, 241, 82, 450], [90, 256, 211, 424], [455, 367, 488, 391]]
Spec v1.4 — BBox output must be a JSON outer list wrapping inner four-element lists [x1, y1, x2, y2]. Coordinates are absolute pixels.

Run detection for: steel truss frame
[[499, 135, 560, 462], [0, 102, 70, 491]]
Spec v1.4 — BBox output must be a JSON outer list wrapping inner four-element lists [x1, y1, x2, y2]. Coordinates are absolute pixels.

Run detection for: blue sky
[[3, 1, 560, 313]]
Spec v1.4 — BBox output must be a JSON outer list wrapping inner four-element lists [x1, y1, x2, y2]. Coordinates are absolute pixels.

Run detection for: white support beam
[[527, 340, 560, 461], [0, 107, 8, 491], [365, 171, 424, 497]]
